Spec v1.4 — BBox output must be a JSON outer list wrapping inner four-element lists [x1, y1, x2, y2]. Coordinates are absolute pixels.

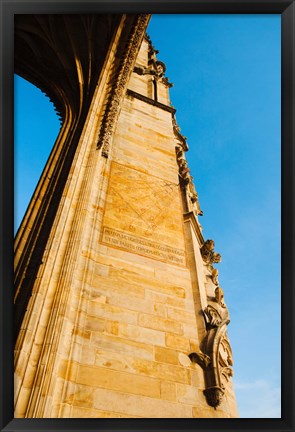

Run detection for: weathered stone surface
[[75, 364, 162, 398], [90, 333, 154, 360], [138, 313, 184, 335], [154, 346, 180, 365], [93, 388, 193, 418], [14, 23, 238, 418], [160, 381, 177, 402], [165, 333, 191, 352]]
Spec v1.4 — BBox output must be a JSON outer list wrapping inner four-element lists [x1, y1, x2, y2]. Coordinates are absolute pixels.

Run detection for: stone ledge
[[126, 89, 176, 113]]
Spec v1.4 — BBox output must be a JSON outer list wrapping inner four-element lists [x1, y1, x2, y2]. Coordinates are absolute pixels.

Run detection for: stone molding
[[97, 14, 150, 158], [126, 89, 176, 113]]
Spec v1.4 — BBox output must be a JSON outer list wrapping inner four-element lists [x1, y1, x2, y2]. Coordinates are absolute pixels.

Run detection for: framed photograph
[[1, 1, 294, 431]]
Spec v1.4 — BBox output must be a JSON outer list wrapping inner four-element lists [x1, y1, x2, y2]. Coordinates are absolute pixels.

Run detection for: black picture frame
[[0, 1, 294, 431]]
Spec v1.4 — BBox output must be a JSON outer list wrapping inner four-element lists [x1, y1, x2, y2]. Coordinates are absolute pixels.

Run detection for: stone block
[[75, 364, 161, 398], [167, 307, 196, 325], [90, 333, 154, 361], [138, 313, 183, 335], [192, 405, 231, 418], [70, 406, 93, 418], [131, 358, 191, 384], [165, 333, 191, 352], [87, 301, 138, 325], [93, 387, 193, 418], [154, 346, 179, 365], [160, 381, 177, 402], [118, 323, 165, 346], [176, 383, 198, 405], [57, 360, 78, 381]]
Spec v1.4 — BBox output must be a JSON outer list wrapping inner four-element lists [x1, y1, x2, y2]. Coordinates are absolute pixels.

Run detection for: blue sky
[[14, 14, 281, 418]]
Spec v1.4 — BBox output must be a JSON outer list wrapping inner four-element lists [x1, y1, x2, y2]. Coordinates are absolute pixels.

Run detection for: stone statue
[[155, 60, 166, 77]]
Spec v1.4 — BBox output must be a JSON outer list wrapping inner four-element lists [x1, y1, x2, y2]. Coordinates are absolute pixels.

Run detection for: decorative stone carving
[[176, 145, 190, 183], [188, 351, 211, 369], [197, 265, 234, 410], [219, 334, 234, 388], [204, 386, 225, 409], [204, 304, 223, 327], [133, 65, 156, 76], [204, 285, 229, 328], [188, 181, 198, 203], [214, 286, 226, 308], [200, 239, 214, 262], [200, 319, 234, 408], [220, 334, 234, 367], [175, 145, 203, 216], [145, 32, 159, 60], [200, 239, 221, 265], [188, 180, 203, 215], [211, 267, 219, 285], [173, 116, 188, 151], [162, 77, 173, 88], [213, 252, 221, 263], [97, 14, 150, 157], [204, 303, 230, 328], [189, 245, 233, 410], [147, 60, 173, 87], [143, 34, 173, 89], [155, 60, 166, 77]]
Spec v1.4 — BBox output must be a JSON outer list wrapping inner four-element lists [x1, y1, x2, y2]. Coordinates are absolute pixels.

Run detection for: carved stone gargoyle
[[200, 240, 221, 266], [188, 351, 211, 369], [189, 319, 234, 409], [133, 65, 156, 76], [175, 145, 191, 184], [191, 287, 233, 409], [202, 323, 234, 408]]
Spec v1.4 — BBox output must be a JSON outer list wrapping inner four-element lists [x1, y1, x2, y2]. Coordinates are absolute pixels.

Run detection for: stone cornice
[[126, 89, 176, 114]]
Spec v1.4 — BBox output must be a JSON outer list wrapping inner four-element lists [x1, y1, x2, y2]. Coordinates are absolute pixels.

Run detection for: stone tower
[[14, 14, 238, 418]]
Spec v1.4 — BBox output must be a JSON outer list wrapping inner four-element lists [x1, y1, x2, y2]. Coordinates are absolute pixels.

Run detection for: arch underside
[[15, 14, 122, 123]]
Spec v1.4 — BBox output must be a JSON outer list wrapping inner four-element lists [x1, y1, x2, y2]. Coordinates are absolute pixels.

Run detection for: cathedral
[[14, 14, 238, 418]]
